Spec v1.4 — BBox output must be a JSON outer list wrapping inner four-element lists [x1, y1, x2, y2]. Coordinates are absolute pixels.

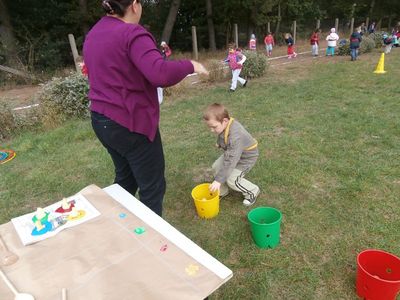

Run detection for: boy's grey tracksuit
[[212, 118, 259, 203]]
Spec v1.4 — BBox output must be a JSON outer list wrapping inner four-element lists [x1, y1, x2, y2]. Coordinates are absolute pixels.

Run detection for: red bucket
[[356, 249, 400, 300]]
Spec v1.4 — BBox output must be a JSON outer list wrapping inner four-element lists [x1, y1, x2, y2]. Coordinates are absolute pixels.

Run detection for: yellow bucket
[[191, 183, 220, 219]]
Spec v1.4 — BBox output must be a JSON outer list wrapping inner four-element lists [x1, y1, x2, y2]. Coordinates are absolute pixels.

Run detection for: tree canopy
[[0, 0, 399, 72]]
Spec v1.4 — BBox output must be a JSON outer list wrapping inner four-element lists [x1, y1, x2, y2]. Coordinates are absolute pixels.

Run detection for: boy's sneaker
[[229, 88, 235, 92], [242, 187, 260, 207], [243, 80, 248, 87]]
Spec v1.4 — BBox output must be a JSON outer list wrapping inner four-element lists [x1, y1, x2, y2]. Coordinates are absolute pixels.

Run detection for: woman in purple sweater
[[83, 0, 208, 216]]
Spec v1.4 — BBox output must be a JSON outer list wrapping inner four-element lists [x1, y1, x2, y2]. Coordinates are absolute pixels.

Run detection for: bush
[[368, 32, 385, 48], [241, 50, 268, 78], [0, 103, 16, 140], [360, 36, 376, 54], [206, 59, 229, 82], [337, 40, 351, 56], [37, 73, 89, 127], [337, 36, 375, 56], [163, 78, 192, 100]]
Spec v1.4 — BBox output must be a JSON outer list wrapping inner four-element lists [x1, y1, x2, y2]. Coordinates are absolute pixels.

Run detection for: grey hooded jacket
[[215, 118, 259, 183]]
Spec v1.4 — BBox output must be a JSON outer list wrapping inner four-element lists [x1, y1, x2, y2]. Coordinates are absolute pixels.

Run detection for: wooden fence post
[[377, 19, 382, 30], [234, 24, 238, 48], [68, 34, 80, 73], [191, 26, 198, 60], [293, 20, 297, 44], [335, 18, 339, 33], [350, 17, 355, 34]]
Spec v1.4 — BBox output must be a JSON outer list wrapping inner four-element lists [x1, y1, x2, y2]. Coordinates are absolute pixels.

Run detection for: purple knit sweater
[[83, 16, 194, 141]]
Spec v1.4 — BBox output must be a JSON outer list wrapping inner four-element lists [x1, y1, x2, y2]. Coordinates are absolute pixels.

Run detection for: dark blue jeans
[[351, 48, 358, 60], [91, 111, 165, 216]]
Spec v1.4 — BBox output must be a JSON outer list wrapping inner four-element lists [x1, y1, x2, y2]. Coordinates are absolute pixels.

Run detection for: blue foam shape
[[31, 222, 52, 236]]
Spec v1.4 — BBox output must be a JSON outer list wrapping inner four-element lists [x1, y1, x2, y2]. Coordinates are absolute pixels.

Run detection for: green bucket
[[247, 207, 282, 249]]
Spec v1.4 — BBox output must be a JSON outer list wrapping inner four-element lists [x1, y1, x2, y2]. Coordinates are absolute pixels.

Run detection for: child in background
[[310, 29, 320, 57], [392, 33, 399, 48], [157, 41, 172, 105], [249, 34, 257, 51], [284, 33, 297, 59], [158, 41, 172, 104], [360, 22, 367, 34], [160, 41, 172, 59], [203, 103, 260, 206], [383, 33, 392, 54], [75, 56, 88, 76], [368, 22, 376, 34], [264, 32, 275, 57], [224, 45, 247, 92], [349, 27, 362, 61], [325, 28, 339, 56]]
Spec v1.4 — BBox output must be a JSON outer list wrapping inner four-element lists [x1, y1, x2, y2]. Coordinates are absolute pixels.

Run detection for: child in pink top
[[224, 45, 247, 92]]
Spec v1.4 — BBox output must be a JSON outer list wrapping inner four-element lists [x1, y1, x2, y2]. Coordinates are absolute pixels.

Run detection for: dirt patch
[[0, 85, 40, 109]]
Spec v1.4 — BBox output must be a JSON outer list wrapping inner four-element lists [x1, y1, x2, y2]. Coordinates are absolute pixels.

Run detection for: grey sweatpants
[[212, 155, 259, 199]]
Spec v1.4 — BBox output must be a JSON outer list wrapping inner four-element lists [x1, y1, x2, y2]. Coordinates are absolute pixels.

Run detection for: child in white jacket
[[326, 28, 339, 56]]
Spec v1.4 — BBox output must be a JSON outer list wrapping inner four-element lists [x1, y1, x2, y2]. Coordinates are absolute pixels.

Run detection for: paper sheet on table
[[0, 184, 232, 300], [11, 194, 100, 246]]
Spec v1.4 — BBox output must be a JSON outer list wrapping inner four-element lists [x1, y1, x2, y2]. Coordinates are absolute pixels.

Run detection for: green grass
[[1, 50, 400, 299]]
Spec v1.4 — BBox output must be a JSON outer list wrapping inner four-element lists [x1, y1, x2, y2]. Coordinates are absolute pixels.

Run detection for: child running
[[224, 45, 247, 92], [203, 103, 260, 206]]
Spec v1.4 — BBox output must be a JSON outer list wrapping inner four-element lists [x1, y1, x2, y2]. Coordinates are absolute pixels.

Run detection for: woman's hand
[[191, 60, 209, 75], [209, 180, 221, 192]]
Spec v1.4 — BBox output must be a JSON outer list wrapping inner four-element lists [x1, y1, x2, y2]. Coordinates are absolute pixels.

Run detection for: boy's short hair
[[203, 103, 230, 122]]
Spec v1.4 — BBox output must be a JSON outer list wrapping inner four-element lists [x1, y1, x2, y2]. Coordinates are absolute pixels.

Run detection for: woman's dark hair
[[101, 0, 135, 17]]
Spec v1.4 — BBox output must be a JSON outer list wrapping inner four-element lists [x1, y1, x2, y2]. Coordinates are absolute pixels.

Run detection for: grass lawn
[[1, 50, 400, 299]]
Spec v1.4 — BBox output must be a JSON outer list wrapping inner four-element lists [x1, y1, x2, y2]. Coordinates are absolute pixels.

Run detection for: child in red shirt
[[264, 32, 274, 57], [310, 29, 320, 57]]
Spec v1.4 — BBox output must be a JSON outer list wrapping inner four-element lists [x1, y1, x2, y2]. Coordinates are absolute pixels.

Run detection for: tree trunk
[[274, 1, 281, 37], [367, 0, 375, 26], [206, 0, 216, 51], [161, 0, 181, 44], [377, 18, 382, 30], [0, 0, 19, 66], [225, 23, 231, 48], [388, 15, 392, 31], [79, 0, 89, 36]]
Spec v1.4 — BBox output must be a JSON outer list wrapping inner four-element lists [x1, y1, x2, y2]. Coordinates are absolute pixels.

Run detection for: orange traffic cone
[[373, 53, 386, 74]]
